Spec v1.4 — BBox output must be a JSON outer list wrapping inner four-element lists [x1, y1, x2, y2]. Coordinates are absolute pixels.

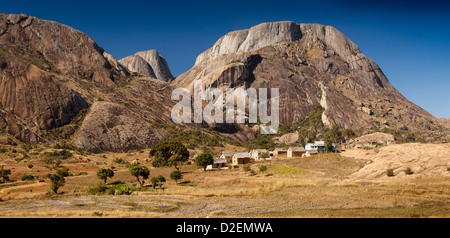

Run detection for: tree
[[150, 176, 158, 189], [46, 174, 65, 194], [156, 175, 166, 189], [149, 141, 189, 168], [195, 152, 214, 171], [325, 139, 333, 152], [129, 165, 150, 186], [56, 167, 70, 177], [97, 168, 114, 184], [170, 170, 182, 184], [0, 165, 11, 183]]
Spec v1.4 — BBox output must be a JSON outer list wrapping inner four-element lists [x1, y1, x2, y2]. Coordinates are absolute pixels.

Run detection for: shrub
[[405, 168, 414, 175], [242, 164, 251, 173], [21, 174, 35, 181], [170, 170, 182, 184], [386, 169, 395, 177], [27, 164, 34, 169], [259, 165, 268, 173]]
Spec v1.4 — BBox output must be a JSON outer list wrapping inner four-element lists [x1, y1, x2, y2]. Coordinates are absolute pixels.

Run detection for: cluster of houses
[[201, 141, 341, 170]]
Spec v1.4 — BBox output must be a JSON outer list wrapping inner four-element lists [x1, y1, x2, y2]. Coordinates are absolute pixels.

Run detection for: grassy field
[[0, 139, 449, 218]]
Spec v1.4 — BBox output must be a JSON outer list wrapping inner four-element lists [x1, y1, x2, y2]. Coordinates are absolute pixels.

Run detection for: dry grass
[[1, 143, 449, 217]]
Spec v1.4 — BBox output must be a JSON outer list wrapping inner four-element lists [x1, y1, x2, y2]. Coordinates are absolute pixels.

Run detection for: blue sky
[[2, 0, 449, 118]]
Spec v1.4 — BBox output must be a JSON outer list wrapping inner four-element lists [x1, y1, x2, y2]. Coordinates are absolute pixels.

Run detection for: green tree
[[46, 174, 65, 194], [150, 176, 159, 189], [96, 168, 115, 184], [149, 141, 189, 169], [56, 167, 70, 177], [170, 170, 182, 184], [156, 175, 166, 189], [195, 152, 214, 171], [129, 165, 150, 186], [0, 165, 12, 183], [325, 139, 333, 152]]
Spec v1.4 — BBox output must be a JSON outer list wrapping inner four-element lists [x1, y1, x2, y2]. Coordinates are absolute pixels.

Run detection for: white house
[[249, 149, 269, 161], [220, 151, 235, 162]]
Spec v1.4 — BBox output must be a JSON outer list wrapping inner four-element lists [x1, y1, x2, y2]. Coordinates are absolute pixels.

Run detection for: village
[[194, 132, 398, 170], [195, 141, 342, 170]]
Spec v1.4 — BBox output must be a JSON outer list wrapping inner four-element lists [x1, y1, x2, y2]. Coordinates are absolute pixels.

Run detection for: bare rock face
[[195, 21, 301, 64], [0, 13, 129, 143], [0, 13, 128, 89], [119, 50, 174, 82], [173, 21, 440, 133], [118, 55, 156, 78], [72, 102, 168, 153]]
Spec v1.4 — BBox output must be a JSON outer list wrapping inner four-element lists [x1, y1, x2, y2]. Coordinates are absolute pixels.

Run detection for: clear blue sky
[[2, 0, 449, 118]]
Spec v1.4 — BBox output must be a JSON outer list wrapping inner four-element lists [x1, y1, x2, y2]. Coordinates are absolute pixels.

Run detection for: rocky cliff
[[0, 13, 170, 151], [173, 21, 441, 135], [119, 50, 174, 82]]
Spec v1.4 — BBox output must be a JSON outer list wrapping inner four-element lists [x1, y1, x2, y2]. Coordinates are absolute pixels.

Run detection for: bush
[[405, 167, 414, 175], [386, 169, 395, 177], [258, 165, 268, 173], [170, 170, 182, 184], [27, 164, 34, 169], [21, 174, 35, 181], [242, 164, 251, 173]]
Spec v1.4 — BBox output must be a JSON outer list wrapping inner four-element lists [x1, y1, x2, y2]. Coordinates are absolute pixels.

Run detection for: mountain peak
[[119, 49, 174, 82]]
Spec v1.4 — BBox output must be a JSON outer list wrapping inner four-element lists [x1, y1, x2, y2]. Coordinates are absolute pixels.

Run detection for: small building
[[306, 141, 340, 153], [304, 150, 318, 157], [231, 152, 252, 166], [220, 151, 235, 163], [207, 157, 228, 170], [273, 148, 287, 158], [249, 149, 269, 161], [287, 147, 306, 157]]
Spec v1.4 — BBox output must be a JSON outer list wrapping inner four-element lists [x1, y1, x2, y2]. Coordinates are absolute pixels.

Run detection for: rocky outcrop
[[118, 55, 156, 78], [195, 21, 301, 64], [119, 50, 174, 82], [173, 21, 440, 133], [72, 102, 168, 153]]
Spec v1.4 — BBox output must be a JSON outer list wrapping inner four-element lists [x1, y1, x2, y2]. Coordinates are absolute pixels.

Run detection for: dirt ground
[[0, 142, 449, 218]]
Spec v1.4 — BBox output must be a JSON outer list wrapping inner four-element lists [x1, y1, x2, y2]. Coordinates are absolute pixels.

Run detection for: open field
[[0, 141, 449, 218]]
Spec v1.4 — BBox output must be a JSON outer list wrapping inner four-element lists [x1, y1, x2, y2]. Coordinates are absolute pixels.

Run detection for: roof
[[221, 151, 234, 157], [274, 148, 287, 152], [288, 147, 305, 152], [214, 158, 227, 164], [233, 152, 251, 158], [314, 141, 325, 146], [250, 149, 269, 153]]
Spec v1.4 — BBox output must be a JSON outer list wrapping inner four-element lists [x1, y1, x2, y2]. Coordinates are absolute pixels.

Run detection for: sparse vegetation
[[21, 174, 35, 181], [0, 166, 11, 183]]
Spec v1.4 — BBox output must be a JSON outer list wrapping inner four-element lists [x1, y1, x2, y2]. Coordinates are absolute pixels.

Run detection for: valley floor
[[0, 143, 449, 218]]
